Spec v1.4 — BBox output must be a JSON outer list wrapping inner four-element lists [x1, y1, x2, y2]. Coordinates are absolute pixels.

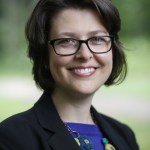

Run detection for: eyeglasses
[[48, 36, 114, 56]]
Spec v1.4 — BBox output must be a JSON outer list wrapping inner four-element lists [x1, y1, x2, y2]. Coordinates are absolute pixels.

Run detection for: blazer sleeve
[[0, 113, 52, 150], [0, 124, 21, 149]]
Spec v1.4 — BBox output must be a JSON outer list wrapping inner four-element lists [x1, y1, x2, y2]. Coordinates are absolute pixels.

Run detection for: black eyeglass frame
[[48, 35, 114, 56]]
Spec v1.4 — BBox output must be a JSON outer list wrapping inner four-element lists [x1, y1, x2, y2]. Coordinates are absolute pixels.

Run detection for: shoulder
[[95, 112, 139, 150], [100, 113, 130, 128], [0, 109, 35, 134], [0, 108, 41, 149], [100, 113, 134, 135], [0, 108, 35, 129], [92, 107, 133, 133]]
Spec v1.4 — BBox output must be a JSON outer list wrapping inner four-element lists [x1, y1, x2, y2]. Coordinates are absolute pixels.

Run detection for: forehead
[[50, 8, 108, 38]]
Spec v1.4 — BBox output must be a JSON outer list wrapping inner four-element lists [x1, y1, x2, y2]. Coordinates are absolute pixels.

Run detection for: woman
[[0, 0, 139, 149]]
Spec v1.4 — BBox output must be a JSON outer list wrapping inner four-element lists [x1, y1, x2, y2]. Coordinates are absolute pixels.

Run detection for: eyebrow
[[53, 30, 109, 39], [57, 32, 77, 37], [88, 30, 109, 36]]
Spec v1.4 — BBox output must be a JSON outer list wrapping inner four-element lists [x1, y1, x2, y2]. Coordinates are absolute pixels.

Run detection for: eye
[[89, 36, 106, 45], [55, 38, 77, 47]]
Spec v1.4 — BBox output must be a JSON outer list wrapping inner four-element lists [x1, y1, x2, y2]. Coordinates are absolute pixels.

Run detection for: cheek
[[105, 52, 113, 73], [49, 50, 58, 78], [95, 51, 113, 68], [48, 50, 72, 78], [49, 54, 61, 78]]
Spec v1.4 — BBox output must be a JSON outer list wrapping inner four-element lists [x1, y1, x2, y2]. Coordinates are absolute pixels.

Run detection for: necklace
[[66, 124, 94, 150], [65, 123, 116, 150], [102, 138, 116, 150]]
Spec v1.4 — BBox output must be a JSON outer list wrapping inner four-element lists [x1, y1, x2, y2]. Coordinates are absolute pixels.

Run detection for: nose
[[75, 42, 93, 60]]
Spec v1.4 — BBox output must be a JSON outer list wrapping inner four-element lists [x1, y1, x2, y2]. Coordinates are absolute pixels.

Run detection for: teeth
[[74, 68, 95, 74]]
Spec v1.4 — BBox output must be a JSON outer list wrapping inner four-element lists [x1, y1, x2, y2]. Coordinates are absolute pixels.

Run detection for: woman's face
[[48, 9, 113, 97]]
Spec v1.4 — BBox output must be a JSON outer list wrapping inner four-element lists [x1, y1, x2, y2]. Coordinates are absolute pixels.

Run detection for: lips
[[68, 66, 98, 77], [74, 68, 95, 74]]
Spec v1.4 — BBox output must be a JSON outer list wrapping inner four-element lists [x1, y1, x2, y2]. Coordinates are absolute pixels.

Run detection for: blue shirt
[[66, 122, 104, 150]]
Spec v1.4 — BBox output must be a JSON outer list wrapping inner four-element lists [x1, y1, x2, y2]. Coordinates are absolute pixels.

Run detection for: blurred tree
[[114, 0, 150, 38], [0, 0, 37, 74]]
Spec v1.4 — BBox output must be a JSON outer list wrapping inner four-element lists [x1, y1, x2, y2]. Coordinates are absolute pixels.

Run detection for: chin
[[72, 86, 99, 98]]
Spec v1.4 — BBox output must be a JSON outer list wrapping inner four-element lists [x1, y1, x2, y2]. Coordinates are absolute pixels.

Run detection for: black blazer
[[0, 92, 139, 150]]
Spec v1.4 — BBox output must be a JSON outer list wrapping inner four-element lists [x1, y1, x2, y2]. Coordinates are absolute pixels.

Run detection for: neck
[[51, 89, 95, 124]]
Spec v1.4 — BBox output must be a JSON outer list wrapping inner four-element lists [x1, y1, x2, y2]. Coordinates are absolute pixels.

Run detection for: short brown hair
[[25, 0, 127, 92]]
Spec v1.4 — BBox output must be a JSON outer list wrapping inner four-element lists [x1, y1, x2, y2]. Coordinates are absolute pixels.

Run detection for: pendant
[[74, 137, 80, 146], [75, 136, 94, 150], [102, 138, 116, 150], [105, 143, 116, 150]]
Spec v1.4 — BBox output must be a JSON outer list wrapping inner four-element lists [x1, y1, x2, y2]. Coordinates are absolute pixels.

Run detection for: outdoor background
[[0, 0, 150, 149]]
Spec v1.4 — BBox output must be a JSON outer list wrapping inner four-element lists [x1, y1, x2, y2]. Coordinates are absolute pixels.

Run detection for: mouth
[[68, 66, 98, 77]]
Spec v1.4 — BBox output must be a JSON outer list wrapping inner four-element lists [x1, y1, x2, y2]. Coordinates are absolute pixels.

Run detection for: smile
[[74, 68, 95, 74], [69, 67, 97, 77]]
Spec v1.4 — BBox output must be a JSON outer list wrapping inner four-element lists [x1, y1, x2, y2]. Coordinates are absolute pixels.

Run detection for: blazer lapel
[[91, 106, 130, 150], [34, 92, 80, 150], [48, 128, 80, 150]]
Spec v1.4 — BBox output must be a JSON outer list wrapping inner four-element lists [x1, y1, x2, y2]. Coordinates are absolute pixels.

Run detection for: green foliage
[[0, 0, 36, 75], [0, 99, 33, 121], [114, 0, 150, 38], [118, 117, 150, 150]]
